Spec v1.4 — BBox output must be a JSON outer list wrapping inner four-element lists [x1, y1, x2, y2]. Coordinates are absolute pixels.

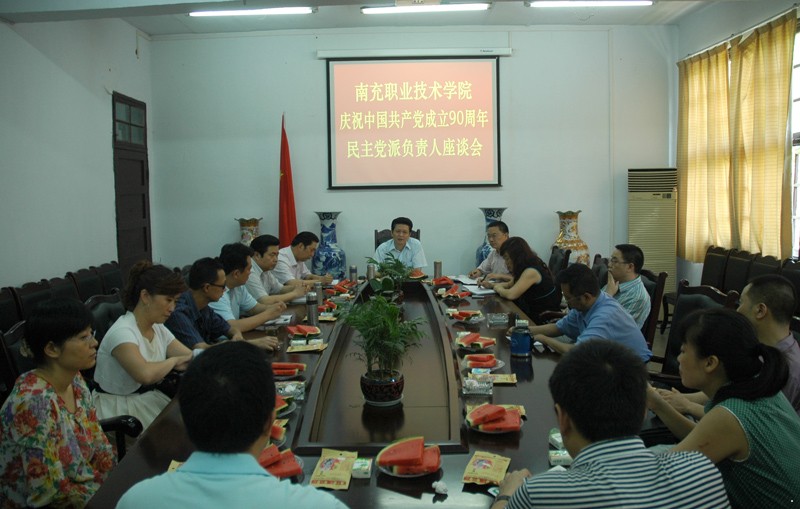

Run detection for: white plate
[[461, 359, 505, 372], [454, 315, 485, 326], [465, 417, 524, 435], [270, 434, 286, 448], [277, 401, 297, 418], [377, 464, 441, 478], [457, 342, 495, 353]]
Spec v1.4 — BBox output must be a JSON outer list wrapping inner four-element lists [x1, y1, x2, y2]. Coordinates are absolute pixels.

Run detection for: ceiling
[[0, 0, 752, 37]]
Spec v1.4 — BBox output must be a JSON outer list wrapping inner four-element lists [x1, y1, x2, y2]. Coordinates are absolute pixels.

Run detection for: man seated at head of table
[[493, 340, 729, 509], [116, 341, 350, 509], [656, 274, 800, 419], [208, 243, 287, 335], [165, 257, 280, 352], [372, 216, 427, 270], [272, 231, 334, 286], [245, 234, 309, 305], [527, 263, 652, 363], [468, 220, 511, 281], [602, 243, 650, 328]]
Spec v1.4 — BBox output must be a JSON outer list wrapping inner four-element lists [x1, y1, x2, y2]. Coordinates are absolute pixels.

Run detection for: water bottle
[[349, 265, 358, 282], [433, 260, 442, 280], [510, 319, 531, 357], [306, 292, 319, 327], [314, 282, 323, 306]]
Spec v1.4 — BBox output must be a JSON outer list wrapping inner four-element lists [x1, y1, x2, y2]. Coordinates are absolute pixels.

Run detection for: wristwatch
[[494, 494, 511, 504]]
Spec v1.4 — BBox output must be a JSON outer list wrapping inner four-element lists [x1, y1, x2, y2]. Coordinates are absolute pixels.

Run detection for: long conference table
[[86, 281, 572, 508]]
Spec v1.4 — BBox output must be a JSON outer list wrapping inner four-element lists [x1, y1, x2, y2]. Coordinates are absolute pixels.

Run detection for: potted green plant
[[343, 294, 425, 406], [366, 253, 412, 302]]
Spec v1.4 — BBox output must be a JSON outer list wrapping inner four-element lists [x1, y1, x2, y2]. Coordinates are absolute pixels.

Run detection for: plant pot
[[361, 370, 404, 406]]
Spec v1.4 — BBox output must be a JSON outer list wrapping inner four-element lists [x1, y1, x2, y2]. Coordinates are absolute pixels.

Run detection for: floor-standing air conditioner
[[628, 168, 678, 293]]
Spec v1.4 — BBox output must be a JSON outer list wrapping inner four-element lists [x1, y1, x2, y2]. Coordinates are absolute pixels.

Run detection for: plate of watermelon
[[277, 401, 297, 418], [408, 269, 427, 280], [461, 354, 504, 371], [456, 332, 496, 352], [376, 437, 442, 478], [465, 404, 523, 434], [259, 445, 305, 481]]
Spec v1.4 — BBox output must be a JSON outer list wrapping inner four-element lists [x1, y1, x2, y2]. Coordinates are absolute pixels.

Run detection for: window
[[113, 95, 146, 148]]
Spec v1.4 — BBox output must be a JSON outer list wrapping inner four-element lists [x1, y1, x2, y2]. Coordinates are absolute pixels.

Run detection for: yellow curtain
[[677, 44, 732, 262], [729, 12, 796, 258]]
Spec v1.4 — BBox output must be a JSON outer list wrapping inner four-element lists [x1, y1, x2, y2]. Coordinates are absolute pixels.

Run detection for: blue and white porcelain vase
[[475, 207, 507, 266], [312, 211, 346, 279]]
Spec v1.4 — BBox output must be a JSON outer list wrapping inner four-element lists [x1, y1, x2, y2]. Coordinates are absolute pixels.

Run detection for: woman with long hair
[[648, 308, 800, 508], [93, 261, 193, 429], [480, 237, 560, 324], [0, 298, 115, 507]]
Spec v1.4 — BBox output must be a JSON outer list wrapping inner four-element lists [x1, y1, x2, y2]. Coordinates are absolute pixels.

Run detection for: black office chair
[[591, 254, 608, 289], [374, 228, 420, 250], [721, 249, 756, 295], [0, 320, 142, 459], [661, 246, 731, 333], [85, 293, 126, 342], [0, 287, 21, 334], [748, 254, 781, 280], [640, 269, 668, 351], [10, 281, 52, 321], [93, 261, 124, 295], [67, 268, 104, 302], [650, 279, 739, 388], [47, 276, 81, 302], [780, 258, 800, 316]]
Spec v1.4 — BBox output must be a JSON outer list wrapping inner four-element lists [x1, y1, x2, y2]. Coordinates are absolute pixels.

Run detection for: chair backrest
[[93, 261, 124, 295], [180, 264, 192, 285], [661, 280, 739, 376], [749, 254, 781, 281], [67, 268, 104, 302], [700, 245, 730, 288], [548, 246, 571, 277], [780, 258, 800, 316], [0, 287, 21, 334], [85, 293, 126, 341], [721, 249, 756, 295], [374, 228, 421, 250], [591, 255, 608, 289], [2, 321, 35, 378], [10, 281, 52, 321], [640, 269, 668, 350], [47, 276, 81, 301]]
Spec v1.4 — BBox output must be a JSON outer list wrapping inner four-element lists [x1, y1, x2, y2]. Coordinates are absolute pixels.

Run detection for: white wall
[[149, 25, 675, 275], [0, 19, 151, 287]]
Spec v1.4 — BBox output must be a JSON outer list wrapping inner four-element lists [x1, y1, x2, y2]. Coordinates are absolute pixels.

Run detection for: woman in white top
[[93, 261, 193, 429]]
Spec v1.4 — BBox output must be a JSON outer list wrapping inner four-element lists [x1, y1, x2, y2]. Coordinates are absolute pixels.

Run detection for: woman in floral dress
[[0, 298, 116, 508]]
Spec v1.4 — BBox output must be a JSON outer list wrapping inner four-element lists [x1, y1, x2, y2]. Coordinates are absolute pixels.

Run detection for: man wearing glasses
[[468, 220, 511, 281], [166, 257, 279, 352], [526, 263, 651, 362], [602, 244, 650, 328]]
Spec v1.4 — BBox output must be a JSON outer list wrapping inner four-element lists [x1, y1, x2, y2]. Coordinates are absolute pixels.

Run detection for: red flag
[[278, 115, 298, 248]]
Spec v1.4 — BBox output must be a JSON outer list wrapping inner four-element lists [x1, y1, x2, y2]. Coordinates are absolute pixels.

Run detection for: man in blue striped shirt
[[493, 340, 730, 509]]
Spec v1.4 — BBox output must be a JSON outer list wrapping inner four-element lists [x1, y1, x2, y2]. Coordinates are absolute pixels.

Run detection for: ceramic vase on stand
[[312, 211, 346, 279], [475, 207, 507, 267], [554, 210, 590, 265], [235, 217, 262, 246]]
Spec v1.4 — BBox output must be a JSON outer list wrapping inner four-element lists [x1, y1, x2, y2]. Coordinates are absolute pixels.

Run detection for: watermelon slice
[[433, 276, 454, 286], [393, 445, 441, 475], [464, 354, 495, 363], [456, 333, 481, 348], [466, 404, 507, 426], [264, 449, 303, 478], [272, 362, 306, 372], [273, 368, 299, 377], [376, 436, 425, 467], [257, 443, 281, 467], [478, 409, 522, 432], [334, 284, 349, 294], [409, 269, 425, 279], [270, 421, 286, 442], [286, 325, 321, 337], [458, 291, 472, 298], [464, 337, 496, 349], [467, 358, 497, 368], [445, 285, 459, 296], [275, 394, 288, 413]]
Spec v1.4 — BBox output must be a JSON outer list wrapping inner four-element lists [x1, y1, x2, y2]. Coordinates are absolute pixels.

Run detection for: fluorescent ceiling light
[[362, 3, 491, 14], [189, 7, 315, 17], [528, 0, 652, 7]]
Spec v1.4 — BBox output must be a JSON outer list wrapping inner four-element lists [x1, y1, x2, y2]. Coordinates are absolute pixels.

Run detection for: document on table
[[456, 275, 479, 285], [263, 314, 293, 326], [464, 285, 496, 296]]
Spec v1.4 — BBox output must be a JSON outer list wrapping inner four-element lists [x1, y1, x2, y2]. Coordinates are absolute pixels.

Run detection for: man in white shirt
[[208, 243, 286, 338], [469, 220, 511, 281], [245, 234, 308, 305], [272, 232, 333, 286], [373, 217, 427, 270]]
